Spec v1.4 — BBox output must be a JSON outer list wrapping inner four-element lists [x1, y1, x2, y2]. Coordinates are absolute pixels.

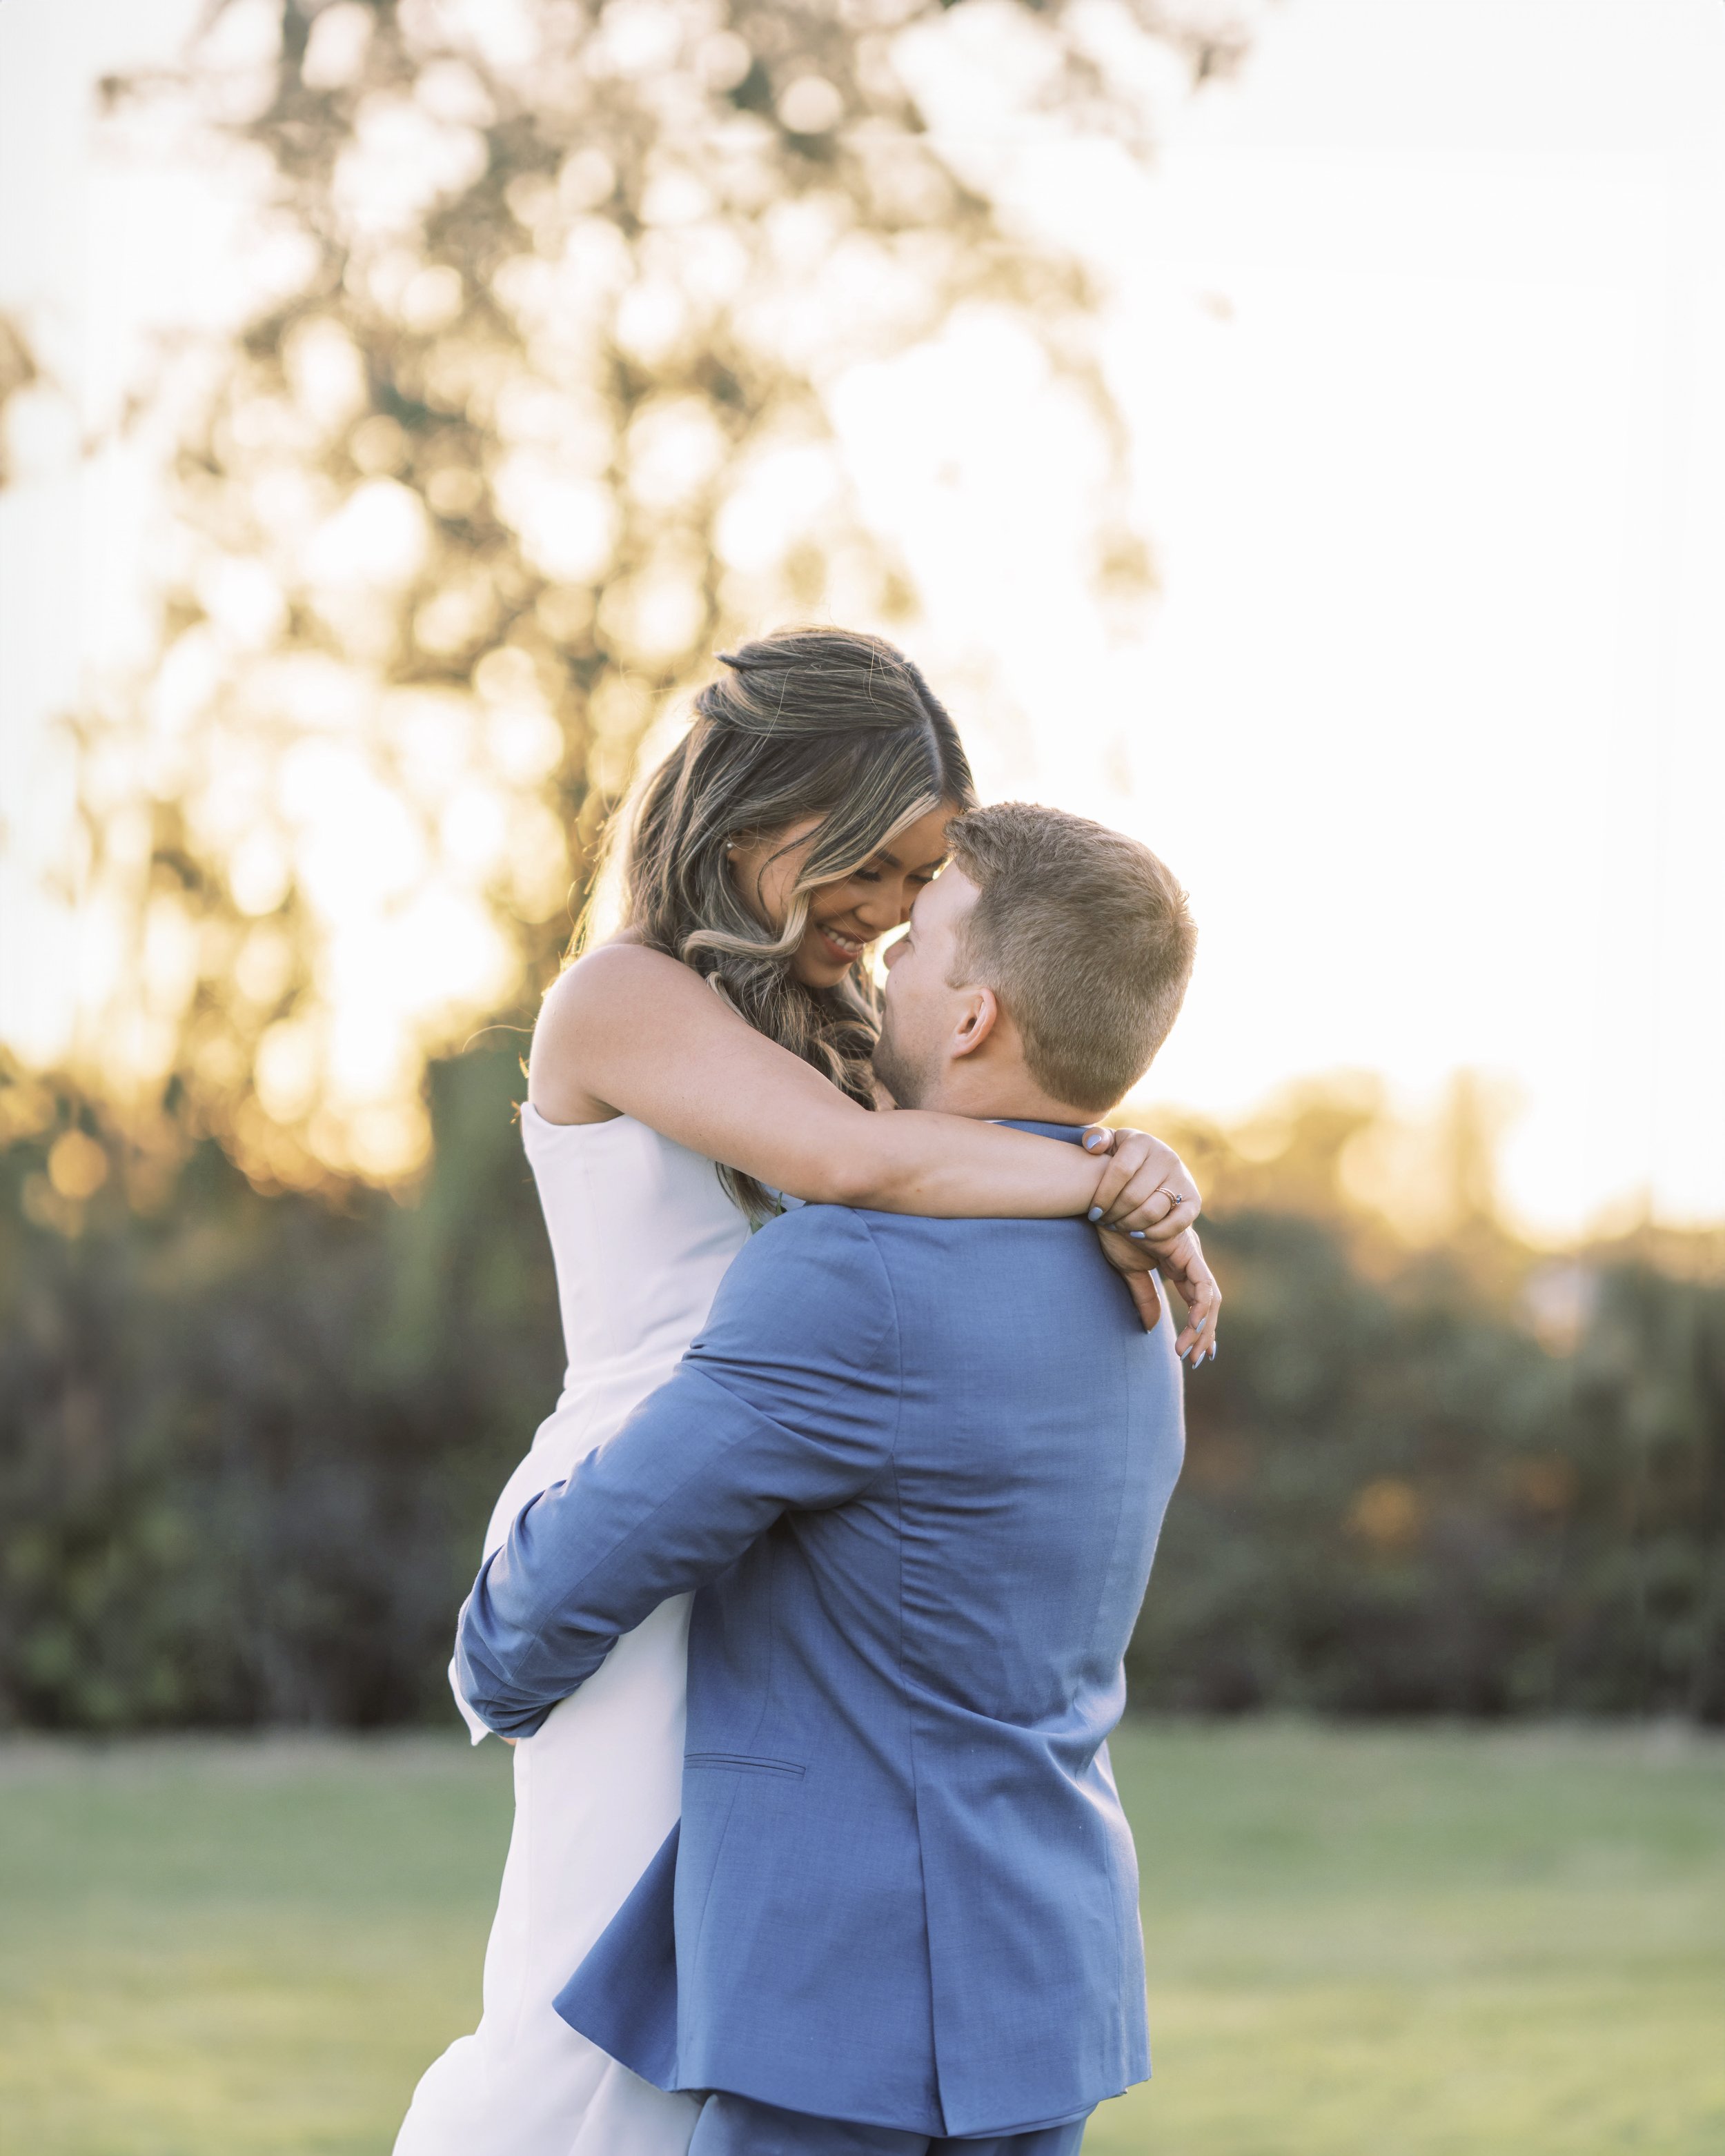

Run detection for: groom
[[457, 802, 1199, 2155]]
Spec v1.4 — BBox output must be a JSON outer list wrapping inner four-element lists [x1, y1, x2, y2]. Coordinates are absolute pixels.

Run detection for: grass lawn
[[1, 1723, 1720, 2155]]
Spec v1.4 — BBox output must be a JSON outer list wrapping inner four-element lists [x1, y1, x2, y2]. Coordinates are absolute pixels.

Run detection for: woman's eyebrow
[[871, 847, 948, 873]]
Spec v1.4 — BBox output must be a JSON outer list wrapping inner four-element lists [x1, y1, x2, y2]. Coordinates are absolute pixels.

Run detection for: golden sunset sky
[[3, 0, 1722, 1240]]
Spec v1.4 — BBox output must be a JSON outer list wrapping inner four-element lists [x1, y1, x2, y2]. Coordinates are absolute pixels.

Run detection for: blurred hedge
[[2, 1051, 1722, 1729], [1, 1049, 559, 1728], [1129, 1207, 1725, 1720]]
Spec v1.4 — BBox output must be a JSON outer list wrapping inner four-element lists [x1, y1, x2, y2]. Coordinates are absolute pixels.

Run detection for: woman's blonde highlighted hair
[[584, 626, 975, 1216]]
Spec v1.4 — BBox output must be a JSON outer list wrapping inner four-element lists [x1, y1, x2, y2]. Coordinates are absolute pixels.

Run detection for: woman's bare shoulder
[[532, 939, 738, 1122], [527, 941, 670, 1120], [539, 936, 698, 1028], [552, 931, 681, 996]]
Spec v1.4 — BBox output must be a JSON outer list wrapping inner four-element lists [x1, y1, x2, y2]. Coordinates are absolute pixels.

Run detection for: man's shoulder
[[818, 1206, 1094, 1253], [738, 1204, 1112, 1318], [747, 1200, 891, 1267], [827, 1208, 1147, 1343], [758, 1202, 1076, 1265], [699, 1203, 900, 1369]]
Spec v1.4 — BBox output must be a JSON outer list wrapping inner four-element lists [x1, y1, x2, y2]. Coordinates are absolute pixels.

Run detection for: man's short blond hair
[[944, 802, 1196, 1114]]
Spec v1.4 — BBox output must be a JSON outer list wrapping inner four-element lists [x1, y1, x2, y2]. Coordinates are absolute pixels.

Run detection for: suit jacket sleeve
[[455, 1205, 900, 1738]]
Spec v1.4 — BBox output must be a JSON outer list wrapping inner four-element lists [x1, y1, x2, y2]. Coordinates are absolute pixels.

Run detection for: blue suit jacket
[[455, 1123, 1185, 2139]]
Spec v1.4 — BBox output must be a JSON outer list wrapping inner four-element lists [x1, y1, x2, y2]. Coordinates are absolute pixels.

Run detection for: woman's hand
[[1080, 1125, 1201, 1245], [1096, 1223, 1221, 1361]]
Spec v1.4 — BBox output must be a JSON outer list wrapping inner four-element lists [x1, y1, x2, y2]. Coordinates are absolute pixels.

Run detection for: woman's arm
[[531, 943, 1195, 1232]]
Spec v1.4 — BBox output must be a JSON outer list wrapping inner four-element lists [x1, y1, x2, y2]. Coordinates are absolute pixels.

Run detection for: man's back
[[675, 1201, 1183, 2135], [459, 1145, 1185, 2139]]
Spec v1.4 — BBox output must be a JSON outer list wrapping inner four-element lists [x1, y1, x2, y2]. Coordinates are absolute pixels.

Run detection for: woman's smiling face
[[728, 801, 958, 989]]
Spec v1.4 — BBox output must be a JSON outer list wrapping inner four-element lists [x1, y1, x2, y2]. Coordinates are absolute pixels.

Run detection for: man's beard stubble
[[869, 1011, 934, 1112]]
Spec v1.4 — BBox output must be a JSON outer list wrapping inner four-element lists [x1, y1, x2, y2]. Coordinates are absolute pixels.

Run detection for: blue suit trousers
[[687, 2092, 1090, 2155]]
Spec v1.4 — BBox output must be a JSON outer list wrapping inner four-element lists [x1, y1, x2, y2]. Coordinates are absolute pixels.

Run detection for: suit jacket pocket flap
[[686, 1751, 806, 1777]]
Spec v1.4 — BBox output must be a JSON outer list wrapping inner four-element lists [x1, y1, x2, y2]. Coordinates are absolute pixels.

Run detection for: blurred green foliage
[[1131, 1089, 1725, 1723], [2, 1053, 1722, 1729], [1, 1047, 559, 1728]]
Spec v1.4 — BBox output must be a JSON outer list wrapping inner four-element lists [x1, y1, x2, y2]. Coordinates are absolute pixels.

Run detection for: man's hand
[[1079, 1125, 1201, 1247], [1096, 1223, 1221, 1362]]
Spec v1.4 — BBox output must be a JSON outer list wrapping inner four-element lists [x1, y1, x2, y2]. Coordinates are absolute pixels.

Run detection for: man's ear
[[950, 987, 1000, 1061]]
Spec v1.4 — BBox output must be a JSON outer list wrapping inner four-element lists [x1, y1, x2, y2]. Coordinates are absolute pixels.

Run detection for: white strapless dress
[[394, 1104, 749, 2156]]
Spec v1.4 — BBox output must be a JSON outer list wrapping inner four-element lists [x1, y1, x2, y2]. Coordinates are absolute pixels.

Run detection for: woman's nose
[[853, 889, 902, 932]]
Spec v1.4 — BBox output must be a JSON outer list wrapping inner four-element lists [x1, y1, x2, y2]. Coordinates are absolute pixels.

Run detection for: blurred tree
[[72, 0, 1253, 1191], [0, 311, 41, 489]]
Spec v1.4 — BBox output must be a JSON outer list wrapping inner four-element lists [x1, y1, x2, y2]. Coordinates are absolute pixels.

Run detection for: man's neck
[[916, 1076, 1095, 1127]]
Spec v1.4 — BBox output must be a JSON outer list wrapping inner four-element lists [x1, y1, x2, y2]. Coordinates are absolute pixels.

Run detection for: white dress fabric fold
[[394, 1105, 748, 2156]]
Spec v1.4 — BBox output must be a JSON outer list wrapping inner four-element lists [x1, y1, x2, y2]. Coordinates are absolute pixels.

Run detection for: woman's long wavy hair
[[584, 626, 975, 1218]]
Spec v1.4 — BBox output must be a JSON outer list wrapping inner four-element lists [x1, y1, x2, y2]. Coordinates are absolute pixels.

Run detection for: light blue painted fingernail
[[1087, 1206, 1104, 1222], [1128, 1229, 1146, 1240], [1192, 1312, 1207, 1330]]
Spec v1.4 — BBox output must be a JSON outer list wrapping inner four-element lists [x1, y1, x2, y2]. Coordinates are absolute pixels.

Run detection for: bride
[[393, 626, 1218, 2156]]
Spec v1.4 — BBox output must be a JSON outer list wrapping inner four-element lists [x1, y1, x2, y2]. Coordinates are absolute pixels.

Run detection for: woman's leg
[[395, 1600, 699, 2155]]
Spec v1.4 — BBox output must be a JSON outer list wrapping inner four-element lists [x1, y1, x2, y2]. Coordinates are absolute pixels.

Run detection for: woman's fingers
[[1081, 1125, 1141, 1221], [1119, 1192, 1200, 1243], [1101, 1211, 1222, 1358], [1086, 1129, 1200, 1233], [1098, 1225, 1218, 1354], [1172, 1286, 1211, 1360], [1092, 1223, 1165, 1333], [1100, 1155, 1200, 1236], [1123, 1269, 1164, 1334], [1165, 1235, 1221, 1363], [1083, 1127, 1152, 1219]]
